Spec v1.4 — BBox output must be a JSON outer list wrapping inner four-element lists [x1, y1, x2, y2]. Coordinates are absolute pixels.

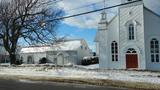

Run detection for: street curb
[[0, 74, 160, 90]]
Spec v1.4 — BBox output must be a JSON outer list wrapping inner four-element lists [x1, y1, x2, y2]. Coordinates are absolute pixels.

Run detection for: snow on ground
[[0, 64, 160, 84]]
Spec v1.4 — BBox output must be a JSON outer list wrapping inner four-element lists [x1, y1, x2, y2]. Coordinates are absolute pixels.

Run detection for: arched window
[[126, 48, 137, 54], [150, 38, 159, 62], [111, 41, 118, 61], [128, 24, 134, 40]]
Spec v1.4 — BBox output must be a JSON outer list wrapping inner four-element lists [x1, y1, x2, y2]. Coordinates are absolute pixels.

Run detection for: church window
[[128, 24, 135, 40], [150, 38, 159, 62], [111, 41, 118, 61]]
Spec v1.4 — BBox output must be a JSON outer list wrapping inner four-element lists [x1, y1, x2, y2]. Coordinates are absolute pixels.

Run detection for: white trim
[[125, 20, 141, 42]]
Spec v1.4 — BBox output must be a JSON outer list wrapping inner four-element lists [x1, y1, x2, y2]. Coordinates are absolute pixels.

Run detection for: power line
[[47, 0, 142, 22], [58, 0, 116, 15], [64, 1, 103, 12]]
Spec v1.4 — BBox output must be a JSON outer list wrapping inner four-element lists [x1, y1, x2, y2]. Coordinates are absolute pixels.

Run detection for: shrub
[[39, 57, 48, 64]]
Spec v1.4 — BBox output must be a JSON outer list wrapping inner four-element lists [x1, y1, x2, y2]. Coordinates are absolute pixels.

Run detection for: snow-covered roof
[[20, 46, 52, 53], [20, 39, 83, 53]]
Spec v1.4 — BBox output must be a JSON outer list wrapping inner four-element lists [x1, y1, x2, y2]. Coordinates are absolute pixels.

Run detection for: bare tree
[[0, 0, 63, 64]]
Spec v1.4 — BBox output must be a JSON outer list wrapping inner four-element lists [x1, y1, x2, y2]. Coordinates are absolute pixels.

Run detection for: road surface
[[0, 79, 135, 90]]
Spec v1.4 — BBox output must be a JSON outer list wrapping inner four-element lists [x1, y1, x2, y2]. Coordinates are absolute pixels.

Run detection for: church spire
[[101, 0, 107, 20], [98, 0, 108, 31]]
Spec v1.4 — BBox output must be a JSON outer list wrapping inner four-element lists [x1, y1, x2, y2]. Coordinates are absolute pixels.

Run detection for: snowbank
[[0, 64, 160, 85]]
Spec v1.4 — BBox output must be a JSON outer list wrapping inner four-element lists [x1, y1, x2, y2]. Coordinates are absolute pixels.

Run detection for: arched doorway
[[27, 56, 34, 64], [126, 48, 138, 68], [57, 53, 64, 66]]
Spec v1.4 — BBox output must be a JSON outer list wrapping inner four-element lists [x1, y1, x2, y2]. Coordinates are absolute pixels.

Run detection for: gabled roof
[[104, 4, 160, 28], [20, 39, 84, 53], [144, 6, 160, 18]]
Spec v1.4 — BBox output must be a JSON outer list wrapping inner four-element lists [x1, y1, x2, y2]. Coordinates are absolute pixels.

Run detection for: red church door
[[126, 48, 138, 69]]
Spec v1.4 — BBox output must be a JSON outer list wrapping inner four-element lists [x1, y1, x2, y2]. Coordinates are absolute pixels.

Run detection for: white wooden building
[[20, 39, 91, 65], [0, 44, 9, 63], [95, 0, 160, 71], [0, 44, 6, 62]]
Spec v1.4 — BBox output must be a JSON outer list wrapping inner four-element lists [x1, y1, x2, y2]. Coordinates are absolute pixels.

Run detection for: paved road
[[0, 79, 134, 90]]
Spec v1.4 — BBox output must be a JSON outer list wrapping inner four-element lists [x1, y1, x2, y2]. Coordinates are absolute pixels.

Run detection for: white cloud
[[57, 0, 118, 29], [63, 14, 100, 29], [57, 0, 160, 29]]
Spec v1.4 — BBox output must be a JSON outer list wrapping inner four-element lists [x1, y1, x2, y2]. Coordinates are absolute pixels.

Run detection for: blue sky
[[57, 23, 96, 51], [57, 0, 160, 51]]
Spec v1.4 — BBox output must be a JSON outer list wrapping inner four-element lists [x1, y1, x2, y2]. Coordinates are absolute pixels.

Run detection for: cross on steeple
[[101, 0, 107, 20]]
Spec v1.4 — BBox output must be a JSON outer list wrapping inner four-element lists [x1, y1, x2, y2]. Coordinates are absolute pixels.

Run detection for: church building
[[95, 0, 160, 71]]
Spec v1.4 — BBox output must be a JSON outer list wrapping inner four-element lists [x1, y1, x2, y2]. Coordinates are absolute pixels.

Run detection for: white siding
[[21, 52, 46, 64], [96, 1, 160, 71], [106, 16, 120, 69], [119, 4, 146, 70], [77, 40, 91, 64], [97, 2, 147, 69], [97, 16, 119, 69], [144, 8, 160, 71], [20, 39, 91, 65], [95, 43, 100, 56]]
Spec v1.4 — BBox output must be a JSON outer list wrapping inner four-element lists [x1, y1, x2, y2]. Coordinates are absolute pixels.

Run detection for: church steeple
[[101, 0, 107, 20], [101, 11, 107, 20], [98, 0, 108, 31]]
